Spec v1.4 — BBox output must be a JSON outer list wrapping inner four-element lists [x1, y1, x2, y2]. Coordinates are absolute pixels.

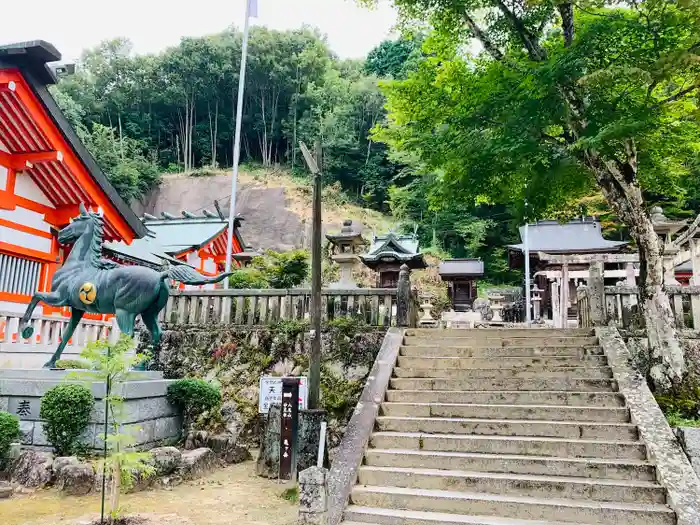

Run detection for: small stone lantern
[[418, 292, 438, 327], [326, 220, 368, 289], [531, 285, 543, 321], [488, 293, 505, 322], [651, 206, 687, 285]]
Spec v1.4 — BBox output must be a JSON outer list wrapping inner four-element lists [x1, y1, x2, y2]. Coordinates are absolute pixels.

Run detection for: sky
[[2, 0, 398, 62]]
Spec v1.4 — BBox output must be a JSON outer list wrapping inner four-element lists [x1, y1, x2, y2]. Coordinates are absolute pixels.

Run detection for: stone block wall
[[675, 427, 700, 477], [0, 369, 181, 450]]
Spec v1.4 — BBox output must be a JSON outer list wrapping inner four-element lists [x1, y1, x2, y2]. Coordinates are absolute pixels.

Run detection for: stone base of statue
[[0, 369, 180, 450]]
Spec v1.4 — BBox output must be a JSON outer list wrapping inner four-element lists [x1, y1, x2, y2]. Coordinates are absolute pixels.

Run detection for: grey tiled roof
[[508, 219, 628, 253], [439, 259, 485, 277]]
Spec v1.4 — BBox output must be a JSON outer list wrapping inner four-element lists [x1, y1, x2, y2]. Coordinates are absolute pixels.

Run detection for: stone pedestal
[[256, 405, 328, 479], [0, 369, 181, 450], [328, 253, 358, 289]]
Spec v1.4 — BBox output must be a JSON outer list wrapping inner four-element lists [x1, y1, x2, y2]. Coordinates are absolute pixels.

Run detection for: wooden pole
[[300, 141, 322, 410]]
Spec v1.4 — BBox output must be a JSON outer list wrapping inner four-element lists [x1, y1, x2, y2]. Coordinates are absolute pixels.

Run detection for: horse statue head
[[58, 203, 100, 244]]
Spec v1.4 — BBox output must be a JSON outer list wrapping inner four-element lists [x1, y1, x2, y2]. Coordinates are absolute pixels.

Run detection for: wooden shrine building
[[439, 258, 485, 311], [507, 218, 630, 321], [0, 41, 148, 316], [360, 232, 426, 288]]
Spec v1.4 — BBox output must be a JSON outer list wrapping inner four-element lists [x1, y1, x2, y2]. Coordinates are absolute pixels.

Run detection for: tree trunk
[[585, 150, 685, 390]]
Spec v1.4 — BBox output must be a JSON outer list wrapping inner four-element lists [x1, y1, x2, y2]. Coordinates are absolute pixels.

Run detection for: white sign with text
[[258, 376, 308, 414]]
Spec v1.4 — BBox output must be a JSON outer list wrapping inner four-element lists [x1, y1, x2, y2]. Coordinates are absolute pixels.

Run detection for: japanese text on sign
[[258, 376, 308, 414]]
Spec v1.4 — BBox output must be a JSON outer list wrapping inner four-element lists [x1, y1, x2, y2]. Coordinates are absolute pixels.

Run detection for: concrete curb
[[326, 327, 403, 525], [596, 327, 700, 525]]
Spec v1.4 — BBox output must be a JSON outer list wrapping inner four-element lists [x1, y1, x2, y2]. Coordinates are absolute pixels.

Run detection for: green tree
[[365, 36, 424, 79], [364, 0, 700, 388]]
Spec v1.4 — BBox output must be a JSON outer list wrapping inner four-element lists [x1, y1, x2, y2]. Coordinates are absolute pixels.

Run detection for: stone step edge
[[359, 465, 662, 489], [344, 505, 600, 525], [381, 402, 628, 412], [385, 390, 625, 397], [366, 447, 652, 466], [371, 430, 644, 446], [351, 485, 674, 513], [376, 416, 637, 429]]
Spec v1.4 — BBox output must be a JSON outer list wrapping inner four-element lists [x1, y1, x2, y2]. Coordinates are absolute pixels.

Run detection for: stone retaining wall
[[0, 369, 181, 450]]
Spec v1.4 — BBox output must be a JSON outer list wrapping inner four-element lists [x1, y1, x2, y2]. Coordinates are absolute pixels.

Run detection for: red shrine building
[[0, 41, 246, 317]]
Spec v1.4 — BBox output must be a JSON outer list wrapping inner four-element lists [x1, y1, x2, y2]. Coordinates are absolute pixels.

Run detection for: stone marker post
[[298, 466, 328, 525], [588, 261, 606, 326], [396, 264, 411, 327]]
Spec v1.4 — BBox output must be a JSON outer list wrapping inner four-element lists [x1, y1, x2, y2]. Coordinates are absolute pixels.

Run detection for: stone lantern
[[651, 206, 687, 285], [325, 220, 367, 289], [531, 284, 543, 321]]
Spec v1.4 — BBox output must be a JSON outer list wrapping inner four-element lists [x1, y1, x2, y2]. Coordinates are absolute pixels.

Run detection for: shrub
[[40, 384, 95, 456], [228, 268, 269, 289], [167, 379, 222, 429], [55, 359, 91, 370], [0, 411, 20, 468]]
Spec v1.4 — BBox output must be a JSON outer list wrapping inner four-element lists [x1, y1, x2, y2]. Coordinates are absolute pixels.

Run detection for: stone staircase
[[342, 328, 677, 525]]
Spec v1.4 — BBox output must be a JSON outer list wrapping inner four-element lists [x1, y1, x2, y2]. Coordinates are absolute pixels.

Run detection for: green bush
[[40, 384, 95, 456], [167, 379, 222, 429], [55, 359, 91, 370], [228, 268, 269, 289], [0, 411, 20, 468]]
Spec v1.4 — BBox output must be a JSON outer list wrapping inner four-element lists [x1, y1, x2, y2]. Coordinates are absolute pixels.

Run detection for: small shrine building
[[438, 258, 485, 311], [359, 232, 426, 288]]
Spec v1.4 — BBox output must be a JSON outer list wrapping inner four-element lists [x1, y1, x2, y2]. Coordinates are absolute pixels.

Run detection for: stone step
[[405, 329, 595, 338], [384, 391, 626, 408], [380, 403, 629, 423], [389, 378, 617, 392], [357, 466, 665, 503], [397, 356, 609, 369], [403, 337, 600, 348], [399, 346, 603, 358], [375, 417, 638, 440], [392, 367, 614, 379], [369, 432, 647, 460], [364, 449, 656, 480], [344, 506, 599, 525], [349, 486, 675, 525]]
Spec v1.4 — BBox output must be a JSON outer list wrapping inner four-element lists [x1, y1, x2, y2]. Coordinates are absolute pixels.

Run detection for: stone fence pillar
[[588, 261, 606, 326], [298, 466, 328, 525], [396, 264, 411, 327]]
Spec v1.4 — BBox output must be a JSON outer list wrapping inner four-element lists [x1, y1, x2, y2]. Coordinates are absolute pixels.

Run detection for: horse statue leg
[[45, 308, 85, 368], [19, 291, 68, 339]]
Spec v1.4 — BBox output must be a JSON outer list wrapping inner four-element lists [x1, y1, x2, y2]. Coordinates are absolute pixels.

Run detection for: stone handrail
[[161, 288, 414, 327]]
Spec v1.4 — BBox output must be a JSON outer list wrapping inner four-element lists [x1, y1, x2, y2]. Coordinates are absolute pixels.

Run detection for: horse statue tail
[[162, 265, 232, 286]]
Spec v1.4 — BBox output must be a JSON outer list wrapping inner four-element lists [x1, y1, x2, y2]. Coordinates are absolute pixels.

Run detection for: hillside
[[132, 167, 396, 253]]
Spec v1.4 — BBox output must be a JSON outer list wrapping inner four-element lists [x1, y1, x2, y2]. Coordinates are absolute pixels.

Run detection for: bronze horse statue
[[18, 204, 230, 367]]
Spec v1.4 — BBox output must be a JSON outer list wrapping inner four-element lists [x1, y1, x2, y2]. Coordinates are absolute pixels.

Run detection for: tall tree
[[364, 0, 700, 388]]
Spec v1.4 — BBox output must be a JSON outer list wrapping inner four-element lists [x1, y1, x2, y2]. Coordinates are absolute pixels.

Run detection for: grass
[[665, 411, 700, 428], [280, 486, 298, 503]]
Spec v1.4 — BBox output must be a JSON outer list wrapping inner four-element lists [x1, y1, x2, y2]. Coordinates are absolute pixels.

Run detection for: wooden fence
[[160, 288, 416, 327], [577, 285, 700, 330]]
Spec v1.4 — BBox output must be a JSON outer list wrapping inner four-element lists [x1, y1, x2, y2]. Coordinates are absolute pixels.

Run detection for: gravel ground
[[0, 460, 297, 525]]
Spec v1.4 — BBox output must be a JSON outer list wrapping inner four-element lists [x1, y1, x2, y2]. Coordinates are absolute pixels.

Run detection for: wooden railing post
[[396, 264, 411, 328]]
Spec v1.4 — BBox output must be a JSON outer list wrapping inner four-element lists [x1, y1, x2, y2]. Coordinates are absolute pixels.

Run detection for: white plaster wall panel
[[14, 172, 55, 207], [0, 301, 42, 315], [203, 258, 216, 274], [0, 226, 52, 253], [0, 165, 7, 191], [186, 251, 201, 268], [0, 207, 52, 233]]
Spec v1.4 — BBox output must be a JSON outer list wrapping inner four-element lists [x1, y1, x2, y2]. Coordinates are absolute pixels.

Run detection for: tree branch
[[558, 2, 575, 48], [494, 0, 546, 61], [652, 84, 700, 109], [462, 11, 503, 61]]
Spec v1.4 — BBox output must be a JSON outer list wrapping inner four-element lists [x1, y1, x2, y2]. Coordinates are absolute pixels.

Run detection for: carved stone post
[[298, 466, 328, 525], [588, 261, 606, 326], [396, 264, 411, 327]]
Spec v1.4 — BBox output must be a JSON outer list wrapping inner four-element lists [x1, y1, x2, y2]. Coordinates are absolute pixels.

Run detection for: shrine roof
[[508, 218, 628, 254], [105, 210, 248, 266], [140, 211, 244, 255], [0, 41, 147, 242], [439, 259, 485, 277], [363, 232, 420, 258]]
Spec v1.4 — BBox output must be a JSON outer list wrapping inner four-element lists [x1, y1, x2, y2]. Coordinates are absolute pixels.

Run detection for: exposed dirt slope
[[132, 168, 395, 253]]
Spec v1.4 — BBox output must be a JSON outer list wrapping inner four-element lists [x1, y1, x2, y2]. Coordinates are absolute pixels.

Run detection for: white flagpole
[[224, 0, 254, 286]]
